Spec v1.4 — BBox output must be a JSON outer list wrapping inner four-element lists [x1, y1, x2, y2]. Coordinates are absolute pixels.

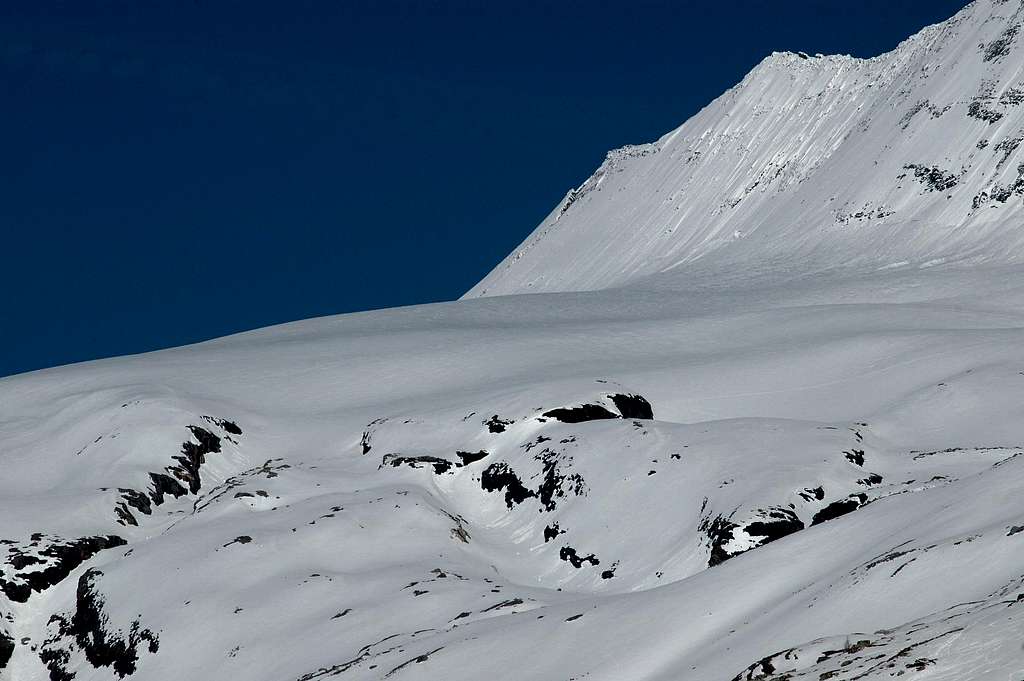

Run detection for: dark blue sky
[[2, 0, 971, 377]]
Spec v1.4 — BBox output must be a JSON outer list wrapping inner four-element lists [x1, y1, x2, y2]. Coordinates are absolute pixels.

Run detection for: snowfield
[[4, 1, 1024, 680]]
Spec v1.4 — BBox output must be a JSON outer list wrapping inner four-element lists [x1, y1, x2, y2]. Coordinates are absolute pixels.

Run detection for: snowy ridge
[[5, 2, 1024, 680], [467, 0, 1024, 298]]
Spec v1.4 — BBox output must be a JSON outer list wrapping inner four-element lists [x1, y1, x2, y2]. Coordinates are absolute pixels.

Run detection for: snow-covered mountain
[[468, 0, 1024, 298], [4, 2, 1024, 680]]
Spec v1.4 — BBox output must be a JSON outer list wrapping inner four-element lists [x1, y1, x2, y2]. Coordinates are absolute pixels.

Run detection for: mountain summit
[[468, 0, 1024, 297]]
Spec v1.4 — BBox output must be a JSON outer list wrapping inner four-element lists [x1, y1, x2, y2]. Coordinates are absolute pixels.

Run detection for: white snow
[[3, 2, 1024, 680], [467, 0, 1024, 299]]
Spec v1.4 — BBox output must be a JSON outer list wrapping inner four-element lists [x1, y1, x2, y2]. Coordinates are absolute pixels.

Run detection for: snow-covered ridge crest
[[467, 0, 1024, 298]]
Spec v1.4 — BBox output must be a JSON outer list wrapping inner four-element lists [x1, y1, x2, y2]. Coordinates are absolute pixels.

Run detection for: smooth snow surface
[[4, 2, 1024, 680]]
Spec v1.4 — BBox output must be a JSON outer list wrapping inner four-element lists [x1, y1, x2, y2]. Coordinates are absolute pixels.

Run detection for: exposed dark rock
[[481, 598, 524, 613], [903, 164, 959, 192], [138, 422, 236, 514], [480, 463, 535, 508], [0, 631, 12, 671], [114, 505, 138, 527], [384, 647, 443, 678], [798, 486, 826, 502], [455, 450, 489, 466], [216, 419, 242, 436], [40, 569, 159, 679], [484, 415, 513, 433], [536, 449, 587, 512], [450, 522, 470, 544], [381, 455, 454, 475], [812, 494, 867, 526], [744, 508, 805, 544], [172, 426, 222, 494], [544, 524, 562, 542], [522, 435, 552, 452], [148, 472, 188, 506], [190, 461, 285, 517], [731, 653, 781, 681], [982, 22, 1020, 62], [701, 515, 739, 568], [381, 451, 490, 475], [119, 489, 152, 516], [358, 418, 388, 457], [701, 507, 808, 568], [542, 404, 618, 423], [559, 546, 599, 568], [857, 473, 883, 486], [39, 648, 73, 681], [972, 163, 1024, 209], [608, 393, 654, 420], [835, 205, 896, 225], [994, 136, 1023, 169], [899, 99, 951, 129], [9, 553, 41, 570], [114, 489, 154, 527], [819, 639, 873, 660], [845, 449, 866, 466], [968, 99, 1005, 123], [1, 535, 127, 603], [1001, 86, 1024, 107], [202, 415, 242, 437]]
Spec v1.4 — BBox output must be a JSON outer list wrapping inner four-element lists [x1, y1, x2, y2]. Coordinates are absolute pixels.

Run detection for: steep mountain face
[[5, 2, 1024, 681], [468, 0, 1024, 298]]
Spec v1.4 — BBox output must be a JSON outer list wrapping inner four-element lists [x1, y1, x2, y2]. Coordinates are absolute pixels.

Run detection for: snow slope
[[468, 0, 1024, 298], [4, 2, 1024, 680], [4, 264, 1024, 680]]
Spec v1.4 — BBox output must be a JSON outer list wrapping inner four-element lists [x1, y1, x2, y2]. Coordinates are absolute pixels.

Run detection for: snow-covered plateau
[[4, 1, 1024, 679]]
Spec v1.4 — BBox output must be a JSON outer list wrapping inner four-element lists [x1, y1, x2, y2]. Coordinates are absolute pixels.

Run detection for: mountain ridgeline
[[468, 0, 1024, 297]]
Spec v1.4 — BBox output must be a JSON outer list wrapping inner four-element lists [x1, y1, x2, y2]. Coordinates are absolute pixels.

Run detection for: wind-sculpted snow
[[358, 399, 969, 581], [731, 574, 1024, 680], [8, 2, 1024, 679], [468, 0, 1024, 298], [4, 262, 1024, 679]]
